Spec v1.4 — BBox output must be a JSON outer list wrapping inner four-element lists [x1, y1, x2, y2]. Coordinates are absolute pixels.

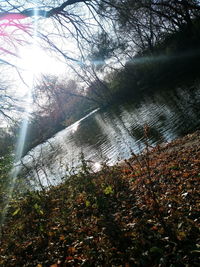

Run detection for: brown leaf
[[59, 235, 65, 241], [68, 247, 76, 254]]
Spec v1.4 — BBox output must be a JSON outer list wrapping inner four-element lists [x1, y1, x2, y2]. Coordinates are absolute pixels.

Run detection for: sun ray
[[0, 7, 39, 233]]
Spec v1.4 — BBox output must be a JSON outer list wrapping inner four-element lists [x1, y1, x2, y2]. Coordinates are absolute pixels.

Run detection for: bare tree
[[0, 1, 100, 120], [95, 0, 200, 54], [0, 1, 101, 64], [0, 74, 24, 121], [1, 0, 200, 64], [0, 0, 199, 120]]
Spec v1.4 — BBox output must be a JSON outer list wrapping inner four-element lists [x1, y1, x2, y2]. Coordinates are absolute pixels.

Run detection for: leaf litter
[[0, 131, 200, 266]]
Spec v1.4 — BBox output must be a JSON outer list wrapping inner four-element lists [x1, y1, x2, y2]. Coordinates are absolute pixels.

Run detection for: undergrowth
[[0, 132, 200, 266]]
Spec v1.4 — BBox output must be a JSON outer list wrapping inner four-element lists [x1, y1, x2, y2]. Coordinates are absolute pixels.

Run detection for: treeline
[[103, 18, 200, 103], [89, 0, 200, 103]]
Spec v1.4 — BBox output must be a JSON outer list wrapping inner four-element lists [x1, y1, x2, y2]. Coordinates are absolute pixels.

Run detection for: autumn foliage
[[0, 132, 200, 266]]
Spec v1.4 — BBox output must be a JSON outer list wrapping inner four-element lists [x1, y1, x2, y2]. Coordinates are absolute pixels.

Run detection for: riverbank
[[1, 131, 200, 266]]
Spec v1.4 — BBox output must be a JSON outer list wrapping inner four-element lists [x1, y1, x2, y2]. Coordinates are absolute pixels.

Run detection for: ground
[[0, 131, 200, 266]]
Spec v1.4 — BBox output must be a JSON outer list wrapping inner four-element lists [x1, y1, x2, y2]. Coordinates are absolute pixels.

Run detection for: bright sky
[[0, 7, 81, 97], [3, 47, 67, 107], [0, 1, 97, 124], [17, 44, 68, 93], [19, 46, 62, 75]]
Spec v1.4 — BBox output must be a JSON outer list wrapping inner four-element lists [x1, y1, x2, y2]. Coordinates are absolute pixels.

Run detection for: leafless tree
[[0, 74, 24, 121], [0, 0, 199, 120], [0, 1, 96, 119], [0, 0, 199, 64]]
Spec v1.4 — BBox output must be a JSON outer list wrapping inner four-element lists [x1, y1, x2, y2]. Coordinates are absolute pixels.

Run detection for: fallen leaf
[[68, 247, 76, 254]]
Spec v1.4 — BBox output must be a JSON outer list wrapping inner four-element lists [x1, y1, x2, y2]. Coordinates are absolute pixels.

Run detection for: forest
[[0, 1, 200, 266]]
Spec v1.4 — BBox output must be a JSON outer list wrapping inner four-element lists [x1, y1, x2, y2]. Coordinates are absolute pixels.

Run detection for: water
[[20, 85, 200, 187]]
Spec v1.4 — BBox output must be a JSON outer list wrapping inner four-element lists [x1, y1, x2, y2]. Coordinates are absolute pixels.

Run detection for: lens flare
[[0, 7, 39, 234]]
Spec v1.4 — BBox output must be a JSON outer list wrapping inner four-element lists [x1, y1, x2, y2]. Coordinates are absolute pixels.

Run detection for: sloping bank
[[1, 131, 200, 266]]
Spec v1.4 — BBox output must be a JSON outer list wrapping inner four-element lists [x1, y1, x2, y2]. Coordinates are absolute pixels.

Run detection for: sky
[[0, 6, 81, 99], [16, 45, 69, 95], [0, 7, 74, 126], [0, 0, 102, 126]]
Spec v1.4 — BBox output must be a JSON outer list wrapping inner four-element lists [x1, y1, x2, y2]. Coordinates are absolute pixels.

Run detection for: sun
[[16, 43, 75, 96], [19, 46, 53, 75], [17, 44, 68, 91]]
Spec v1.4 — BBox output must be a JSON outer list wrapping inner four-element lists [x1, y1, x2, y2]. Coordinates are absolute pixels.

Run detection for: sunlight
[[20, 46, 49, 74], [93, 162, 101, 171], [16, 45, 70, 98], [0, 7, 39, 233], [19, 45, 65, 77], [70, 121, 80, 133]]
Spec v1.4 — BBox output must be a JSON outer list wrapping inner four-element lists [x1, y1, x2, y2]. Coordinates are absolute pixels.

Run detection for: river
[[21, 85, 200, 187]]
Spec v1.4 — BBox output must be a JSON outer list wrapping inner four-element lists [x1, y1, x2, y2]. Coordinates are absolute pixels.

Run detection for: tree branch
[[0, 0, 90, 20]]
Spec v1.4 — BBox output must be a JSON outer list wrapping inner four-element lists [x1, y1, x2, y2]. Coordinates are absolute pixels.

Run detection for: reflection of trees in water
[[106, 110, 146, 154], [153, 86, 200, 136], [114, 85, 200, 147], [130, 125, 165, 146], [117, 101, 168, 146], [72, 116, 104, 147], [21, 85, 200, 185], [71, 85, 200, 160], [96, 111, 138, 156], [20, 139, 65, 188]]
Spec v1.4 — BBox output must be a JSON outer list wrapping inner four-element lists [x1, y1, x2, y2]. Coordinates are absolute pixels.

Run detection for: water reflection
[[21, 86, 200, 186], [72, 116, 104, 147]]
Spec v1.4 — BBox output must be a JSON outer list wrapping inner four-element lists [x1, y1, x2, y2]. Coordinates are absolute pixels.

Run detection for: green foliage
[[12, 207, 20, 216], [0, 154, 13, 200], [33, 203, 44, 215], [103, 185, 114, 195], [0, 128, 15, 157]]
